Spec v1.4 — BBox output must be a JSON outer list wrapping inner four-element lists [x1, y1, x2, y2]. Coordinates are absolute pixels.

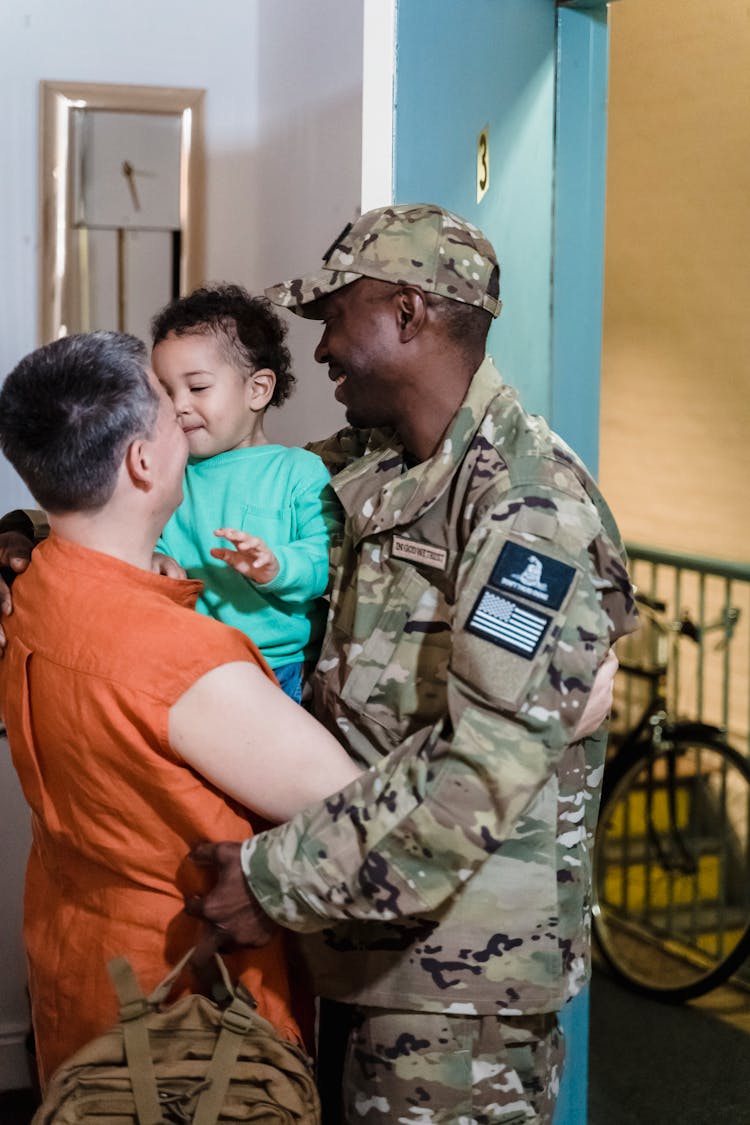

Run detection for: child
[[151, 284, 340, 703]]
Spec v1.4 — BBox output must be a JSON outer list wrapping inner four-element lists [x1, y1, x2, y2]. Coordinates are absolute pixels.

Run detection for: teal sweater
[[157, 445, 340, 669]]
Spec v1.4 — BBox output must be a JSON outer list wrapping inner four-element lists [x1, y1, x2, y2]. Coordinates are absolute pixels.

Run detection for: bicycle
[[592, 592, 750, 1003]]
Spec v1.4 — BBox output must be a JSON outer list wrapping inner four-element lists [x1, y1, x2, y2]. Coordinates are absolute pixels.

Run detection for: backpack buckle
[[221, 1005, 253, 1035], [118, 998, 151, 1022]]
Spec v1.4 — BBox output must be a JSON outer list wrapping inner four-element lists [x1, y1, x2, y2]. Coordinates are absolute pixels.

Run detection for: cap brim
[[264, 269, 363, 319]]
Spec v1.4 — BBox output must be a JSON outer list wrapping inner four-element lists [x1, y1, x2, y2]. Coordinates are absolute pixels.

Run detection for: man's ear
[[247, 368, 276, 412], [124, 438, 154, 491], [394, 286, 428, 342]]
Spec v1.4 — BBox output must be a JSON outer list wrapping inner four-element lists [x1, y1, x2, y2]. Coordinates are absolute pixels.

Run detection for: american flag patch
[[466, 587, 551, 659]]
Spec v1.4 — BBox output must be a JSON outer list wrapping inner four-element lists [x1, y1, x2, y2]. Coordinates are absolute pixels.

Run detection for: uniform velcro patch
[[489, 541, 575, 610], [466, 586, 551, 659], [392, 534, 448, 570]]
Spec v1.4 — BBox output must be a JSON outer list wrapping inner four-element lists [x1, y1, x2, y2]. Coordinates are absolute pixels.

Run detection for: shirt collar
[[39, 532, 205, 610], [332, 356, 503, 541]]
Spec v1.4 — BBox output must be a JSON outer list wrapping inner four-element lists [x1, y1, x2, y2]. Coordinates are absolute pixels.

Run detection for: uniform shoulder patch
[[489, 541, 575, 610], [465, 586, 552, 659]]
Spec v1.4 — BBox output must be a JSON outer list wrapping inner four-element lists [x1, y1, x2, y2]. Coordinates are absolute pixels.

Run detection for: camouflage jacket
[[244, 358, 638, 1015]]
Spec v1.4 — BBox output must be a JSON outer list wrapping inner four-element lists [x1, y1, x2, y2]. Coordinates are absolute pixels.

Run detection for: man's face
[[313, 279, 402, 430], [152, 331, 258, 460]]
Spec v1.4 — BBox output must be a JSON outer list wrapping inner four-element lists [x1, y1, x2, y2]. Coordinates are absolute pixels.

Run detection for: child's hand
[[211, 528, 280, 585], [152, 552, 187, 580]]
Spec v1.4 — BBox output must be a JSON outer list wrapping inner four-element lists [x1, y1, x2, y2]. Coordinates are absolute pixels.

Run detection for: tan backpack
[[32, 949, 320, 1123]]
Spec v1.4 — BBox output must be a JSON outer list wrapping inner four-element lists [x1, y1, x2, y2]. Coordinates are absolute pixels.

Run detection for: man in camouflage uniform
[[186, 204, 637, 1122], [0, 204, 635, 1123]]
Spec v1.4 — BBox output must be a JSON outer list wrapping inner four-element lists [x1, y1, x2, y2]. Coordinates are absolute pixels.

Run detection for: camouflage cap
[[265, 203, 502, 319]]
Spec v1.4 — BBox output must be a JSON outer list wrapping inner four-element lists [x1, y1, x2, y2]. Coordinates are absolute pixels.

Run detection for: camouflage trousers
[[317, 1000, 564, 1124]]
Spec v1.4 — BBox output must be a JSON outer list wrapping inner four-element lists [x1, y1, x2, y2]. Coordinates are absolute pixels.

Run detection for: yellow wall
[[599, 0, 750, 563]]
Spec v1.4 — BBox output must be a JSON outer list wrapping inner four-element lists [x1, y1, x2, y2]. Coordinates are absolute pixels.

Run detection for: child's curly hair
[[151, 283, 295, 407]]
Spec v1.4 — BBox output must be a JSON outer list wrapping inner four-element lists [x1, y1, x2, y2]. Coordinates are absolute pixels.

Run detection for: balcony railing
[[613, 543, 750, 759], [606, 542, 750, 990]]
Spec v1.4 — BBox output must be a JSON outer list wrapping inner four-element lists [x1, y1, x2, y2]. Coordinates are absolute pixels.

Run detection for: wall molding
[[361, 0, 395, 211], [0, 1020, 31, 1091]]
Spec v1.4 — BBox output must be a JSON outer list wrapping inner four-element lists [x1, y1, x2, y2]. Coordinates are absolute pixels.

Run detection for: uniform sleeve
[[256, 457, 341, 603], [0, 509, 49, 543], [244, 486, 638, 932]]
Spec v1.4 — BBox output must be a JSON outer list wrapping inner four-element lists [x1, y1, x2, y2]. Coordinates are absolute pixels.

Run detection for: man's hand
[[0, 532, 34, 651], [573, 649, 619, 740], [211, 528, 280, 585], [152, 552, 187, 580], [185, 841, 278, 965]]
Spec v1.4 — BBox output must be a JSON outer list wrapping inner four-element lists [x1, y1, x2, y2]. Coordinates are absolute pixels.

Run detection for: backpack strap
[[107, 949, 268, 1125], [107, 956, 164, 1125], [145, 946, 195, 1006], [192, 989, 258, 1125]]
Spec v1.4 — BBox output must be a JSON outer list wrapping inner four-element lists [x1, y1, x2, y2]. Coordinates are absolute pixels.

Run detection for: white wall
[[0, 0, 363, 1087], [0, 0, 362, 503]]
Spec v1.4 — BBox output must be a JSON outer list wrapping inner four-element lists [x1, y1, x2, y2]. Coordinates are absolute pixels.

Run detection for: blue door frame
[[392, 2, 610, 1120]]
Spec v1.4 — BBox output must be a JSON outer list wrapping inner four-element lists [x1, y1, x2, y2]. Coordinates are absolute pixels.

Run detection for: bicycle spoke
[[593, 737, 750, 1002]]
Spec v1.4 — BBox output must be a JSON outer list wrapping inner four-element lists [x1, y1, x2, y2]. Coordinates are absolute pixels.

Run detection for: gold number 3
[[478, 134, 488, 192]]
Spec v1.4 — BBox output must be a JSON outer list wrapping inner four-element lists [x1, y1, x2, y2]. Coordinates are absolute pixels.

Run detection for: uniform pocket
[[452, 528, 582, 713], [452, 598, 561, 712], [339, 565, 429, 708], [337, 563, 453, 740]]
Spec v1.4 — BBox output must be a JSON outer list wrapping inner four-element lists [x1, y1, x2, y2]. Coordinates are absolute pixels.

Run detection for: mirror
[[39, 81, 205, 346]]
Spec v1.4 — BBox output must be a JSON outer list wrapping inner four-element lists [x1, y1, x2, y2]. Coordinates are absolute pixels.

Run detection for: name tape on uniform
[[392, 535, 448, 571], [466, 586, 551, 659], [489, 541, 575, 610]]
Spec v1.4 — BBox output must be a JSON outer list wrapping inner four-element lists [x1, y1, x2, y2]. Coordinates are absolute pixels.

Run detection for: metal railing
[[607, 543, 750, 989], [613, 543, 750, 760]]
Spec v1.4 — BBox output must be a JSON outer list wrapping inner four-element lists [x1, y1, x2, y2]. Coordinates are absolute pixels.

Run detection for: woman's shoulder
[[114, 585, 270, 705]]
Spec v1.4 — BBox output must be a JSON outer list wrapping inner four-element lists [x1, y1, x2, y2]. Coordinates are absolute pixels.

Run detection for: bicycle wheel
[[593, 733, 750, 1002]]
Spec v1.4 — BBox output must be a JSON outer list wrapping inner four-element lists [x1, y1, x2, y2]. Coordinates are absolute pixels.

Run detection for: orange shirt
[[0, 533, 300, 1086]]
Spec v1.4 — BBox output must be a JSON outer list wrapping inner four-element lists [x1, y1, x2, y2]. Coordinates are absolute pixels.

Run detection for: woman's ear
[[124, 437, 153, 491], [247, 368, 276, 412], [395, 286, 427, 342]]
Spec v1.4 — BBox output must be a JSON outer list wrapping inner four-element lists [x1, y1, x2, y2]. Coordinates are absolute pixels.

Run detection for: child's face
[[152, 331, 265, 459]]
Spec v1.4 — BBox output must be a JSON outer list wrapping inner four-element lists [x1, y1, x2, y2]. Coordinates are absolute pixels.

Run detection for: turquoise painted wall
[[552, 6, 609, 477], [394, 0, 557, 417], [393, 2, 610, 1121]]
